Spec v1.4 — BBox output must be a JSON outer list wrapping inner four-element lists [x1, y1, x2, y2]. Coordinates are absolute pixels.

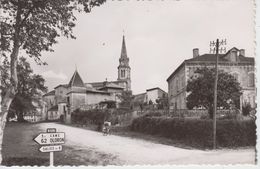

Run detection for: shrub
[[242, 103, 252, 116], [144, 112, 163, 117], [71, 108, 134, 126], [131, 116, 256, 148], [71, 109, 109, 125]]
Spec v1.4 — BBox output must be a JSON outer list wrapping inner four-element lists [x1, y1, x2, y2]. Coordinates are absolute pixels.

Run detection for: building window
[[67, 97, 70, 105], [63, 105, 66, 113], [248, 73, 255, 87], [176, 78, 179, 92], [121, 70, 125, 78]]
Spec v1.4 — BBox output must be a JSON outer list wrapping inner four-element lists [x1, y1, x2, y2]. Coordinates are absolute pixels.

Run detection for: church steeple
[[120, 35, 127, 59], [117, 35, 131, 91], [119, 35, 130, 67]]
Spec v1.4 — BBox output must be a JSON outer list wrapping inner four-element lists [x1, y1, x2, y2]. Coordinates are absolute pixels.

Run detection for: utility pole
[[210, 39, 226, 149]]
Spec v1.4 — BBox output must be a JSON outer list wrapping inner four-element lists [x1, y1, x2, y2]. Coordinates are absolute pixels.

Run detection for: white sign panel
[[39, 145, 62, 153], [34, 132, 65, 145]]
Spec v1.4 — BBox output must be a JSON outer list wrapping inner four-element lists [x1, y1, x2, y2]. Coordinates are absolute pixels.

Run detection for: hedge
[[71, 108, 133, 126], [131, 116, 256, 148]]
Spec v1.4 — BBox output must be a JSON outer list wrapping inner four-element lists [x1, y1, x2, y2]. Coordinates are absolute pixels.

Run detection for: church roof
[[120, 35, 128, 59], [68, 70, 85, 88], [86, 82, 104, 89], [100, 82, 124, 89]]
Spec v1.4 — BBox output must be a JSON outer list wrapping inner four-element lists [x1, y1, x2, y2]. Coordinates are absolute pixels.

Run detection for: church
[[42, 35, 131, 123]]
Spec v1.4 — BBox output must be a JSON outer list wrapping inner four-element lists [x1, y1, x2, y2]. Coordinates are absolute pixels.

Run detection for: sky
[[28, 0, 255, 95]]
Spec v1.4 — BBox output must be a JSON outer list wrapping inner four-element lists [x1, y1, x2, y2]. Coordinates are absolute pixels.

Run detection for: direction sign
[[34, 132, 65, 145], [39, 145, 62, 153]]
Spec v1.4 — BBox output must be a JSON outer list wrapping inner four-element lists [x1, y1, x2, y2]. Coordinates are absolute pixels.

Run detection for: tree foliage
[[0, 0, 106, 61], [118, 90, 133, 109], [156, 94, 168, 110], [0, 0, 106, 163], [186, 67, 242, 117], [3, 57, 48, 121]]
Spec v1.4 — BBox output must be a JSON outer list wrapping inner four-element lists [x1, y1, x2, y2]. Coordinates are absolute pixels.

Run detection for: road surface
[[39, 123, 255, 165]]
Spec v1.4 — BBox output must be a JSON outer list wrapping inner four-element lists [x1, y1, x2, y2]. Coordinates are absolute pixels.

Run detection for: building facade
[[43, 35, 131, 123], [132, 87, 167, 109], [145, 87, 167, 104], [167, 47, 256, 111]]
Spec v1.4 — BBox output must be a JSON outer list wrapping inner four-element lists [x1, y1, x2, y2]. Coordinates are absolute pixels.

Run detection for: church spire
[[117, 34, 131, 91], [120, 35, 127, 59]]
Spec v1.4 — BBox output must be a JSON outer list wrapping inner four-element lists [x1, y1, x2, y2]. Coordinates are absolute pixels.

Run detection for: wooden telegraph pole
[[210, 39, 226, 149]]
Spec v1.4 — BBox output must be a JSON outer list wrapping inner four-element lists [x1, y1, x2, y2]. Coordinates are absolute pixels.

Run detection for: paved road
[[39, 123, 255, 165]]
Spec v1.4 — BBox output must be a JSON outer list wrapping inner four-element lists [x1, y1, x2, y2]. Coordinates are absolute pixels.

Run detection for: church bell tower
[[118, 35, 131, 91]]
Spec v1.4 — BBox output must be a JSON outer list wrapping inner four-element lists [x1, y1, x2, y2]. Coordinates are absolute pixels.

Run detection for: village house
[[167, 47, 256, 111], [132, 87, 167, 109], [43, 35, 131, 123]]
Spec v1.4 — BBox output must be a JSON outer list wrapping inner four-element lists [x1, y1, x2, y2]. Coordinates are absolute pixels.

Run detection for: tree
[[6, 57, 47, 122], [156, 95, 168, 110], [118, 91, 133, 109], [0, 0, 105, 163], [186, 67, 242, 118]]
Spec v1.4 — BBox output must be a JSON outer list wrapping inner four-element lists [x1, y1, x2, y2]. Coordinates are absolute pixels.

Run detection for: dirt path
[[39, 123, 255, 165]]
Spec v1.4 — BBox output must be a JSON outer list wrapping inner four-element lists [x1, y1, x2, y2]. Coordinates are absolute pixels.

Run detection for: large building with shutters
[[167, 47, 256, 111], [43, 35, 131, 123]]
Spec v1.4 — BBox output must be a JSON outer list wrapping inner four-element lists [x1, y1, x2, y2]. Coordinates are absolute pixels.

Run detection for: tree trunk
[[17, 111, 25, 122], [0, 89, 16, 163], [209, 105, 214, 119], [0, 2, 22, 163], [0, 31, 20, 165]]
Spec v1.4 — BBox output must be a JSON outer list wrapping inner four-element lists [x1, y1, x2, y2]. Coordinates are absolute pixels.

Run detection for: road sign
[[34, 132, 65, 145], [35, 128, 65, 166], [47, 128, 56, 133], [39, 145, 62, 153]]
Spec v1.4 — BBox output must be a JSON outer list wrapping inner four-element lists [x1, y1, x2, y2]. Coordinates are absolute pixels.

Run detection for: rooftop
[[68, 70, 85, 88], [167, 47, 255, 81]]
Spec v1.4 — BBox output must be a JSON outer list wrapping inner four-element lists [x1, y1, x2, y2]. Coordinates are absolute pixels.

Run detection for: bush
[[131, 116, 256, 148], [242, 103, 252, 116], [71, 109, 109, 125], [144, 112, 163, 117], [71, 108, 133, 126]]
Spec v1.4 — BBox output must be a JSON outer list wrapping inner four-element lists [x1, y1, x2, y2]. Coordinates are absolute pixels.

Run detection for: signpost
[[34, 128, 65, 166]]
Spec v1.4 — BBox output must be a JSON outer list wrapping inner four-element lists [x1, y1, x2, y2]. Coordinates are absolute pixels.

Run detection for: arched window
[[248, 72, 255, 87], [121, 70, 125, 78]]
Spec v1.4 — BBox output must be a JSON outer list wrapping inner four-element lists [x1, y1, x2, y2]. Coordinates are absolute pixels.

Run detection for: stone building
[[145, 87, 167, 104], [132, 87, 167, 109], [167, 47, 255, 111], [43, 35, 131, 123]]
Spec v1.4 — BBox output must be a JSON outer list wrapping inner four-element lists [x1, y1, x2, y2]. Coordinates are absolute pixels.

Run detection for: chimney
[[193, 48, 199, 58], [239, 49, 245, 56]]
